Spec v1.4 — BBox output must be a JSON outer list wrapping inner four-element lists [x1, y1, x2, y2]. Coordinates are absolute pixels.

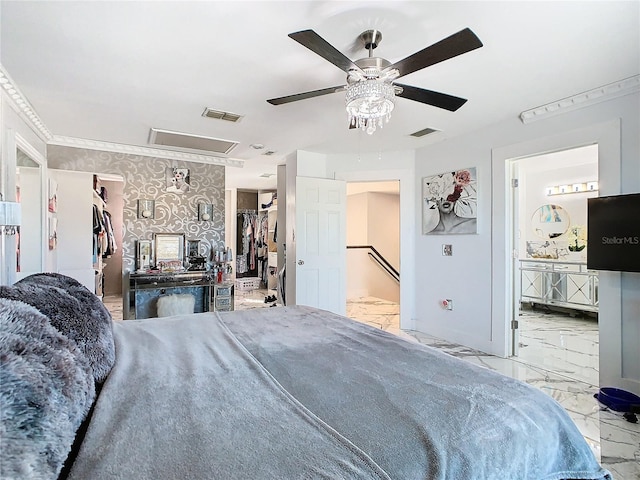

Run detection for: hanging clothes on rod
[[236, 210, 258, 277]]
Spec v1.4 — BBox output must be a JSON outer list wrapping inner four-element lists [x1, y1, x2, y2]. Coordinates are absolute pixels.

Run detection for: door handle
[[298, 260, 304, 265]]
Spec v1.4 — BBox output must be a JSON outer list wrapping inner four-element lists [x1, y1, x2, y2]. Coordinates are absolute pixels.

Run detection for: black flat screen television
[[587, 193, 640, 273]]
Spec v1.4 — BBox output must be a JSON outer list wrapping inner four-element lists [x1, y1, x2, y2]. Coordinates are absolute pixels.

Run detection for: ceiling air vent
[[410, 127, 439, 138], [149, 128, 238, 155], [202, 108, 243, 123], [262, 150, 277, 156]]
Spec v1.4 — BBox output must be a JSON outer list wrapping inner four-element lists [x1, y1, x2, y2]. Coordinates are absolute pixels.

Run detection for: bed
[[0, 274, 611, 480]]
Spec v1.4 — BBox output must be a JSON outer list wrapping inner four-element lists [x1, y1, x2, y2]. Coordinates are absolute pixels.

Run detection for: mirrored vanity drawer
[[212, 283, 235, 312]]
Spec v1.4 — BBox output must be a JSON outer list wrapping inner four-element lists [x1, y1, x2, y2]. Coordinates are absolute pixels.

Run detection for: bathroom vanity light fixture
[[546, 181, 598, 196], [137, 199, 155, 219], [198, 203, 213, 222]]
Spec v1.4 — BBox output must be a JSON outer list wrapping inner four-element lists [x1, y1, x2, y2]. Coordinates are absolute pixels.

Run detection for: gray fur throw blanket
[[2, 272, 115, 383], [0, 298, 96, 480]]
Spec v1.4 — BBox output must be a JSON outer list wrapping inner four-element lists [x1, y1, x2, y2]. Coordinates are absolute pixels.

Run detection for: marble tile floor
[[346, 296, 640, 479], [518, 305, 599, 387], [103, 294, 123, 321], [235, 288, 279, 310]]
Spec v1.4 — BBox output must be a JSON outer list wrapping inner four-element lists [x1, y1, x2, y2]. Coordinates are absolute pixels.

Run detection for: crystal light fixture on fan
[[344, 30, 400, 135], [267, 27, 482, 133], [345, 80, 396, 135]]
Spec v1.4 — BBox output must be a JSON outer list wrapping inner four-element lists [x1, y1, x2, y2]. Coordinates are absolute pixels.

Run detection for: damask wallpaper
[[47, 146, 225, 273]]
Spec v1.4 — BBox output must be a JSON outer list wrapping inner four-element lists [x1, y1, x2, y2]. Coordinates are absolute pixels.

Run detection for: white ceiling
[[1, 1, 638, 190]]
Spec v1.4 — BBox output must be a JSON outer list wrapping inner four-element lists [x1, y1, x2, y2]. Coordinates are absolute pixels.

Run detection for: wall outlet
[[442, 244, 453, 256]]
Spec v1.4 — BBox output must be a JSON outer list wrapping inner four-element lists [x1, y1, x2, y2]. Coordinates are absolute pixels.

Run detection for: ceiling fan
[[267, 27, 483, 134]]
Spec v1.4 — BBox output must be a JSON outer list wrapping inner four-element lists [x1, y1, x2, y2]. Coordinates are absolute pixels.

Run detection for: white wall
[[346, 193, 368, 246], [415, 92, 639, 398], [346, 191, 400, 302]]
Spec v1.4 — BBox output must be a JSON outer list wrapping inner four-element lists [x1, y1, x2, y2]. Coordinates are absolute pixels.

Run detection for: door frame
[[335, 168, 416, 331], [492, 119, 620, 358]]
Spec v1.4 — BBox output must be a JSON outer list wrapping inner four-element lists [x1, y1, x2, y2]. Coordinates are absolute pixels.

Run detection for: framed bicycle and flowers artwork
[[422, 167, 478, 234]]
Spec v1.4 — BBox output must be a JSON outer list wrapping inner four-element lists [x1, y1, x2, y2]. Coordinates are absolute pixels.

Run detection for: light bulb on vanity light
[[201, 213, 210, 221], [142, 210, 152, 218]]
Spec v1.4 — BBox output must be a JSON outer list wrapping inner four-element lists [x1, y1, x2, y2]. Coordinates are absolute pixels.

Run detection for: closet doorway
[[345, 181, 401, 334], [510, 145, 599, 387], [95, 174, 125, 320]]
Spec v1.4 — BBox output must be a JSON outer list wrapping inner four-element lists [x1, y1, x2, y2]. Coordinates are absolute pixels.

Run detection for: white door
[[50, 170, 94, 291], [295, 176, 346, 315]]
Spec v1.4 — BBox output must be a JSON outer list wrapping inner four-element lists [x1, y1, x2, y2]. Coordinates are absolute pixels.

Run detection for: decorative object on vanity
[[197, 202, 213, 221], [525, 240, 569, 260], [136, 239, 153, 272], [210, 246, 233, 283], [567, 225, 587, 252], [137, 199, 155, 219], [267, 28, 482, 135], [531, 204, 570, 240], [186, 239, 206, 271], [422, 168, 477, 235], [165, 167, 190, 194]]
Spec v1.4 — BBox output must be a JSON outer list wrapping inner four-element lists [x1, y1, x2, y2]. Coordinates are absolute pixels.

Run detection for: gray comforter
[[67, 313, 389, 480], [68, 306, 610, 480]]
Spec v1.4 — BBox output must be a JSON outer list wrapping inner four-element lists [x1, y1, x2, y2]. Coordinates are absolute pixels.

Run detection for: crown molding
[[49, 135, 245, 168], [1, 63, 243, 168], [0, 64, 53, 141], [520, 75, 640, 124]]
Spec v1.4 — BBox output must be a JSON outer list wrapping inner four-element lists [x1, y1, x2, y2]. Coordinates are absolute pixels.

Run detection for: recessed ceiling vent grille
[[410, 127, 439, 138], [149, 128, 238, 155], [262, 150, 277, 156], [202, 108, 243, 123]]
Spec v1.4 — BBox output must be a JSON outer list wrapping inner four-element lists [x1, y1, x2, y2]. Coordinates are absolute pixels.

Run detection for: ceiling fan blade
[[395, 83, 468, 111], [267, 85, 345, 105], [289, 29, 361, 73], [389, 28, 483, 78]]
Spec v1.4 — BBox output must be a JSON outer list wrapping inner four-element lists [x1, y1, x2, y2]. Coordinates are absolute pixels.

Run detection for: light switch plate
[[442, 244, 453, 256]]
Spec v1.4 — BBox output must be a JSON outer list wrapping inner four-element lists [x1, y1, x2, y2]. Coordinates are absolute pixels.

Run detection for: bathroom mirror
[[531, 204, 570, 239], [15, 143, 45, 278]]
